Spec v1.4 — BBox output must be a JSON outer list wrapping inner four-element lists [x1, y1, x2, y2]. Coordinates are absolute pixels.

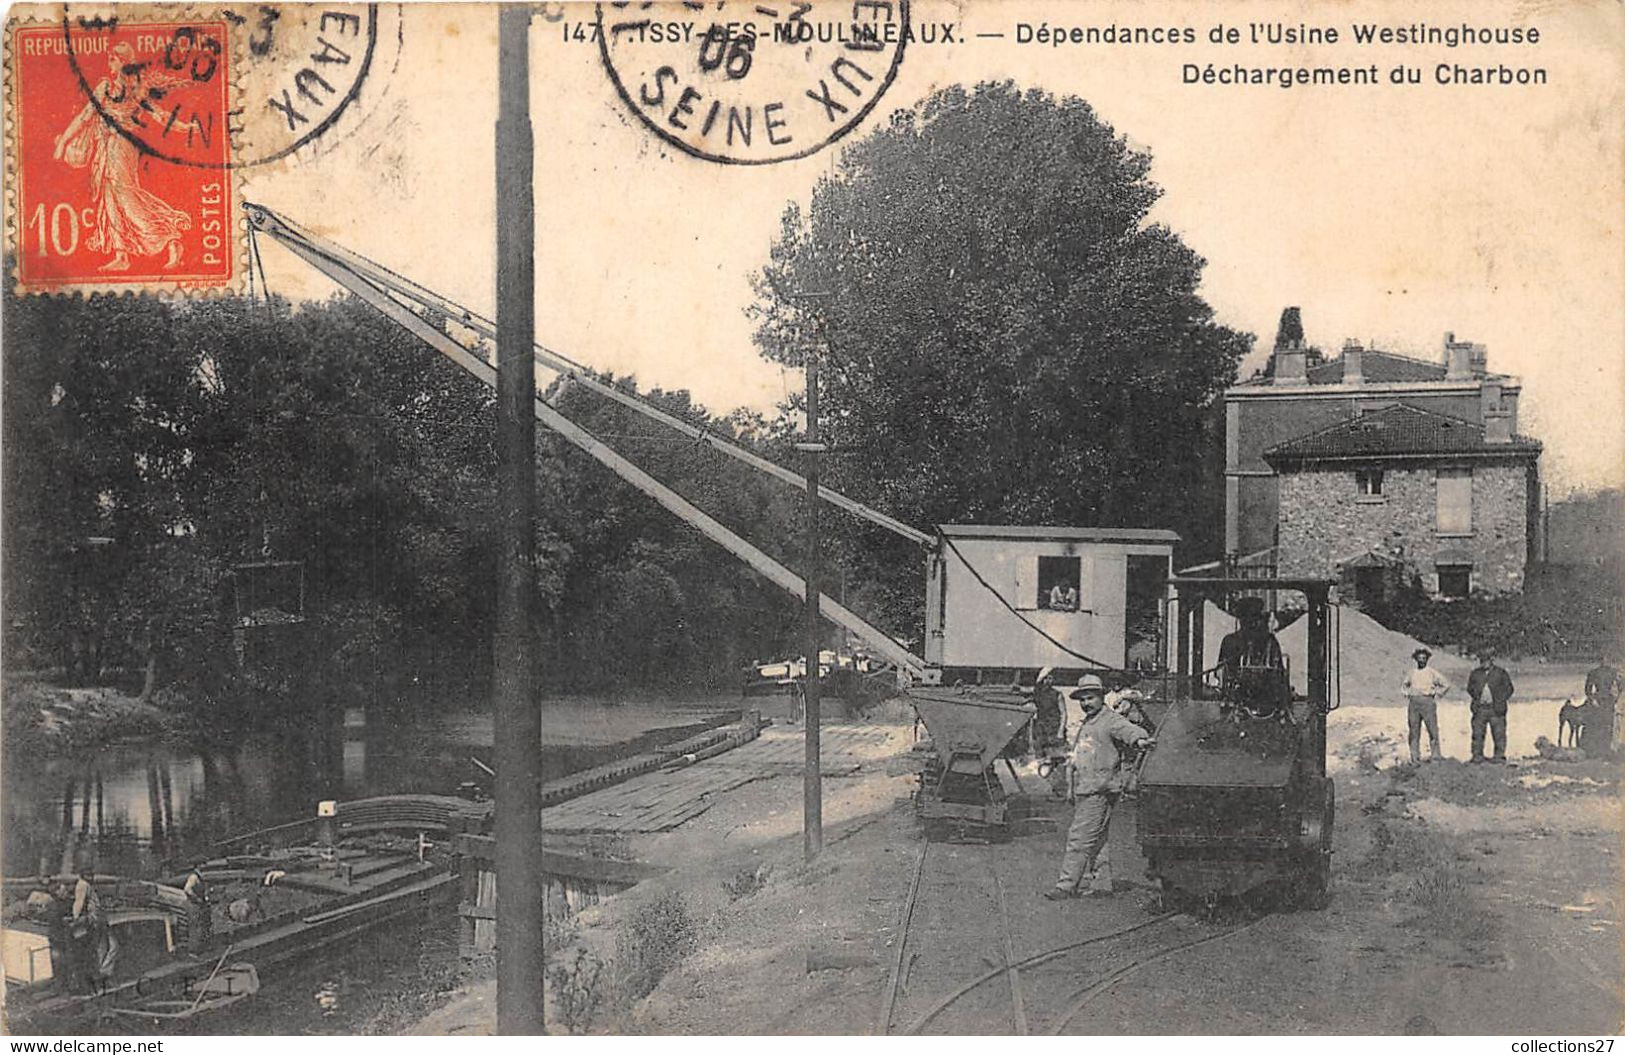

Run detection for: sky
[[246, 0, 1625, 497]]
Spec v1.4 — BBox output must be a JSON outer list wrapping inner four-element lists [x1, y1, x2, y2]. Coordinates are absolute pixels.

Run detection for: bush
[[1380, 564, 1623, 660], [548, 948, 608, 1035], [723, 864, 771, 901], [614, 892, 698, 1003]]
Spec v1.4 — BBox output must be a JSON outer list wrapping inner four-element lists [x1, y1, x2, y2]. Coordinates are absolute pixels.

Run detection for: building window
[[1355, 469, 1384, 497], [1437, 564, 1471, 599], [1436, 467, 1473, 535], [1038, 556, 1082, 611]]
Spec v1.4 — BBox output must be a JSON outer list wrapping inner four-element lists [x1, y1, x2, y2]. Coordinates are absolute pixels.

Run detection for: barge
[[2, 714, 763, 1029]]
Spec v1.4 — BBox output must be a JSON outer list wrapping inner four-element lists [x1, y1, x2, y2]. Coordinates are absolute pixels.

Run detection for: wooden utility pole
[[493, 4, 543, 1035], [796, 326, 827, 861]]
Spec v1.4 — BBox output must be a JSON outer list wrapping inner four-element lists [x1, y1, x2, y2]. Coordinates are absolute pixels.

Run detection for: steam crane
[[243, 203, 930, 680]]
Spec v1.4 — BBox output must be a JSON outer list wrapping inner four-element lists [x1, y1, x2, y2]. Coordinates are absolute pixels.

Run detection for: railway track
[[879, 839, 1269, 1035]]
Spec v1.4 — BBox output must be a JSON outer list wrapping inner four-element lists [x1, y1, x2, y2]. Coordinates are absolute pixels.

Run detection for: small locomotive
[[1136, 577, 1338, 908]]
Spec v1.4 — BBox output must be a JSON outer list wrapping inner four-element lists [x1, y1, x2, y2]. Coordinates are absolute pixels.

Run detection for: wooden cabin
[[923, 525, 1178, 683]]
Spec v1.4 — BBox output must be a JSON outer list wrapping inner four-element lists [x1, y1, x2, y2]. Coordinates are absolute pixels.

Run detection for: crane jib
[[244, 204, 932, 549], [244, 204, 926, 678]]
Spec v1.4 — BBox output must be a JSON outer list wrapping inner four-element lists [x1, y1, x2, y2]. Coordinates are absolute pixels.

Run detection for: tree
[[750, 82, 1252, 632], [1, 292, 213, 682], [2, 288, 813, 704], [538, 376, 805, 688]]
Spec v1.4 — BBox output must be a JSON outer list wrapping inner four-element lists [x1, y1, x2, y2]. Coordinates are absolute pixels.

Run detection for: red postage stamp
[[7, 15, 238, 293]]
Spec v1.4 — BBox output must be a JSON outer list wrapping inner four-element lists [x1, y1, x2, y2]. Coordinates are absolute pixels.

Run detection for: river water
[[2, 693, 737, 1032]]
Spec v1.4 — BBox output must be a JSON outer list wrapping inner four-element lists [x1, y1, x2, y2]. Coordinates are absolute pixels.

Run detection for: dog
[[1535, 735, 1586, 763], [1558, 698, 1595, 748]]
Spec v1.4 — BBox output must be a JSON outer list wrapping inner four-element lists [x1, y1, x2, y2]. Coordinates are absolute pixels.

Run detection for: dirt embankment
[[2, 678, 193, 756]]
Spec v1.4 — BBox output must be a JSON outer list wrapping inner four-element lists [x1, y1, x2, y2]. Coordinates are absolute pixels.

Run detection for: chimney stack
[[1272, 306, 1307, 385], [1342, 338, 1363, 384], [1444, 334, 1482, 380], [1480, 378, 1512, 443]]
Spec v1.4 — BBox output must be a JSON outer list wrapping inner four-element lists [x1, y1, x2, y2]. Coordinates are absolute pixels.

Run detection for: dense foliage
[[1378, 563, 1624, 661], [1, 292, 808, 709], [751, 82, 1251, 630]]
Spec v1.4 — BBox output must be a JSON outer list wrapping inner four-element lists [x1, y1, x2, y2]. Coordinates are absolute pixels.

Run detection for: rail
[[881, 840, 1272, 1035]]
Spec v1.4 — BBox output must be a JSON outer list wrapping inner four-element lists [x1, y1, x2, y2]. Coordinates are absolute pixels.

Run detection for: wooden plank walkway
[[542, 724, 906, 834]]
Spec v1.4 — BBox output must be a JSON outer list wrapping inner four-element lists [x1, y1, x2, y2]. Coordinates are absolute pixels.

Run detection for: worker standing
[[69, 870, 104, 992], [1032, 666, 1063, 747], [1401, 647, 1450, 763], [183, 866, 212, 953], [1466, 650, 1515, 763], [1031, 667, 1071, 799], [1584, 654, 1622, 751], [1045, 674, 1153, 900]]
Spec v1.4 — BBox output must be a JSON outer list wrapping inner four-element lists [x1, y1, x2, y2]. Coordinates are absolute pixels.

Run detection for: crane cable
[[247, 205, 933, 548], [246, 225, 272, 307], [937, 534, 1113, 670]]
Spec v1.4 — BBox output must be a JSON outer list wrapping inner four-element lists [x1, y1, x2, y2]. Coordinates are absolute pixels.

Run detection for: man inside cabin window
[[1048, 581, 1078, 611]]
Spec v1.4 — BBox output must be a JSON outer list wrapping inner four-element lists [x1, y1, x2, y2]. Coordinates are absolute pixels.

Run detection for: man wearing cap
[[1217, 598, 1283, 695], [1401, 647, 1450, 763], [1032, 666, 1064, 747], [1466, 650, 1515, 763], [1045, 674, 1154, 900]]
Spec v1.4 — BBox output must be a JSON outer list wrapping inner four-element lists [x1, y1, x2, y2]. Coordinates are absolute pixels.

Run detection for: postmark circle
[[597, 0, 909, 166], [61, 5, 390, 170]]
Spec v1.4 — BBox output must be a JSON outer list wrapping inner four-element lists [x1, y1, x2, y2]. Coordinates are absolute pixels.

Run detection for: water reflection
[[4, 698, 734, 882], [5, 696, 733, 1035], [7, 735, 313, 880], [6, 703, 405, 879]]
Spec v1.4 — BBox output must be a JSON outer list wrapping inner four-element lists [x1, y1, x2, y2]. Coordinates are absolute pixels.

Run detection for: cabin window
[[1436, 468, 1473, 535], [1355, 469, 1384, 497], [1038, 556, 1082, 611], [1436, 564, 1471, 599]]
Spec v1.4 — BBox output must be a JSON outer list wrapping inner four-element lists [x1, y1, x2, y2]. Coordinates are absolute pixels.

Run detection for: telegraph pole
[[493, 4, 543, 1035], [796, 321, 828, 861]]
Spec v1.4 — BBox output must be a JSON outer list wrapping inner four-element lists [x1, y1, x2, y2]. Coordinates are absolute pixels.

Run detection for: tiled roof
[[1235, 348, 1513, 387], [1262, 404, 1541, 462], [1305, 350, 1449, 384]]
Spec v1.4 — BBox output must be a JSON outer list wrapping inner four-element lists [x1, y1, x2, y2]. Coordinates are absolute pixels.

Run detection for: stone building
[[1264, 404, 1541, 598], [1224, 309, 1542, 600]]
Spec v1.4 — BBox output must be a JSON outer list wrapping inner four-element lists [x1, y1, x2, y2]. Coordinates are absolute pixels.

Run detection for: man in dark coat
[[1466, 650, 1515, 763], [183, 866, 212, 952], [1583, 654, 1621, 754]]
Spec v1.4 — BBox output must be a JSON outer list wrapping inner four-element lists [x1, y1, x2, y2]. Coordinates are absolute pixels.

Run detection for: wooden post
[[494, 4, 543, 1035], [799, 338, 825, 861]]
